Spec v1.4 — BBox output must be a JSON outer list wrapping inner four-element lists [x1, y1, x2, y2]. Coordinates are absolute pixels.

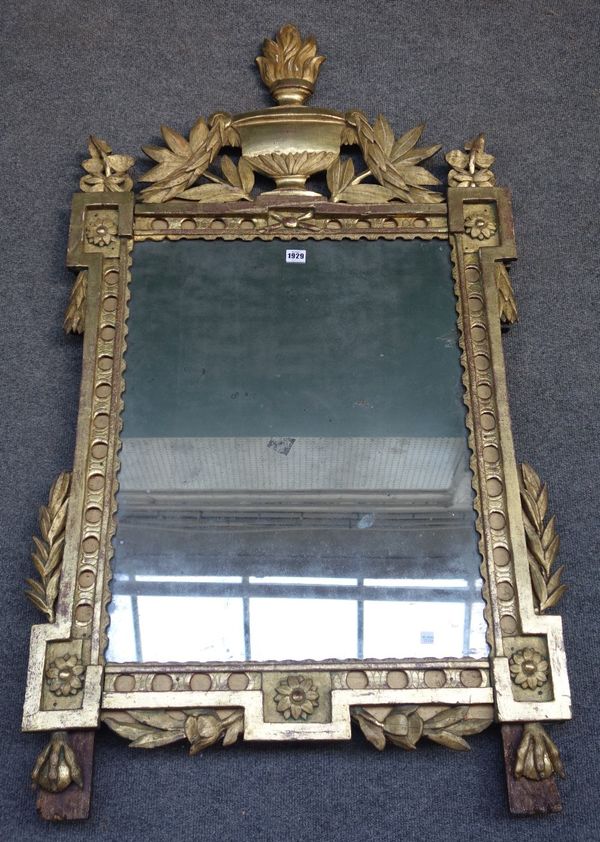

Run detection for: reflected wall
[[107, 239, 488, 663]]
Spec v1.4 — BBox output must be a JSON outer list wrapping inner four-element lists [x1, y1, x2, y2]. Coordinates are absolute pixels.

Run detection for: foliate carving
[[519, 463, 566, 613], [509, 648, 549, 690], [46, 654, 85, 697], [64, 269, 87, 334], [353, 705, 493, 752], [134, 25, 444, 203], [446, 134, 495, 189], [495, 262, 518, 324], [138, 112, 443, 204], [139, 114, 244, 203], [25, 472, 71, 622], [274, 675, 319, 720], [329, 115, 442, 204], [80, 136, 134, 193], [515, 723, 565, 781], [32, 731, 83, 793], [256, 24, 325, 105], [102, 709, 244, 753], [249, 150, 337, 182]]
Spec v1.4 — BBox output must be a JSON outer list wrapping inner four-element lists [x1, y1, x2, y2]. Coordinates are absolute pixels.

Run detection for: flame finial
[[256, 24, 325, 106]]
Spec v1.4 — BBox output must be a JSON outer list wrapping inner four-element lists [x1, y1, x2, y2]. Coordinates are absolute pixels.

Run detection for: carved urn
[[234, 24, 346, 192]]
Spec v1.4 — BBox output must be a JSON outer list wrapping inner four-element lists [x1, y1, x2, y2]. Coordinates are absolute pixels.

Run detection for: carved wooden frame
[[22, 25, 570, 820]]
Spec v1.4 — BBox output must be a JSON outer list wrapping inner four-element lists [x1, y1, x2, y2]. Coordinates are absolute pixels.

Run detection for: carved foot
[[33, 730, 95, 821], [32, 730, 83, 793], [502, 723, 563, 815], [516, 722, 565, 781]]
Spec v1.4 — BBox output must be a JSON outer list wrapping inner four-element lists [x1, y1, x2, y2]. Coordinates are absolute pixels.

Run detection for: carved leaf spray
[[25, 472, 71, 622]]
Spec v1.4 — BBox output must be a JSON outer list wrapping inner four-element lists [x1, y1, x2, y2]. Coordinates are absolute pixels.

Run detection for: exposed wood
[[36, 731, 95, 821], [502, 724, 562, 815]]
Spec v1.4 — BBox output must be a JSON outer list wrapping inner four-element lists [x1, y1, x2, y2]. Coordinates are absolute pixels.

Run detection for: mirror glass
[[106, 238, 488, 663]]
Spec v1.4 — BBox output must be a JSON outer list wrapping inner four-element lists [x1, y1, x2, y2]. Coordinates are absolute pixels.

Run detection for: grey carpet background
[[1, 1, 599, 839]]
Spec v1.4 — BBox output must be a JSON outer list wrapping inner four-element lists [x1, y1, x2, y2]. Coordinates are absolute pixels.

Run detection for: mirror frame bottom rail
[[21, 26, 570, 820]]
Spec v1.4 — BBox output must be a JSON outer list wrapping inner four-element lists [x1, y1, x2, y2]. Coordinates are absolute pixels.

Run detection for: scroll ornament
[[102, 709, 244, 754], [352, 705, 493, 751], [25, 472, 71, 622]]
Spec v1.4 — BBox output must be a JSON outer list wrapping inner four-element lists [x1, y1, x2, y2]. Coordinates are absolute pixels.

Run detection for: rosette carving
[[509, 648, 549, 690], [464, 213, 496, 240], [85, 214, 117, 247], [46, 654, 85, 697], [274, 675, 319, 720]]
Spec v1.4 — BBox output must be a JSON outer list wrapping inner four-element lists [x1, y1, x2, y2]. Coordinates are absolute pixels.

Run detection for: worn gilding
[[22, 24, 570, 810]]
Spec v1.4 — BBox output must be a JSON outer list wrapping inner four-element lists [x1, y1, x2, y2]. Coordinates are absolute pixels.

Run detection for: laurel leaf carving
[[64, 270, 87, 334], [140, 113, 239, 203], [102, 709, 244, 754], [328, 112, 442, 204], [25, 472, 71, 622], [519, 463, 566, 613], [495, 262, 518, 324], [353, 705, 492, 752]]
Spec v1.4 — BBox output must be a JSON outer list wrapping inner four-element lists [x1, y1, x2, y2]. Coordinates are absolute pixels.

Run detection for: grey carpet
[[1, 1, 599, 839]]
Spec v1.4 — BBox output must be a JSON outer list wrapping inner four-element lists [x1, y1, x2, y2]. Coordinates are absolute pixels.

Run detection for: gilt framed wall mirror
[[23, 24, 570, 820]]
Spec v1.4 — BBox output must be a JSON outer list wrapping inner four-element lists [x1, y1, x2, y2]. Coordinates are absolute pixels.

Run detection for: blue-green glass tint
[[107, 239, 488, 663]]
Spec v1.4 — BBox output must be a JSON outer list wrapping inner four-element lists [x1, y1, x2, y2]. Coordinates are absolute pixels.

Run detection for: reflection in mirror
[[107, 239, 488, 663]]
